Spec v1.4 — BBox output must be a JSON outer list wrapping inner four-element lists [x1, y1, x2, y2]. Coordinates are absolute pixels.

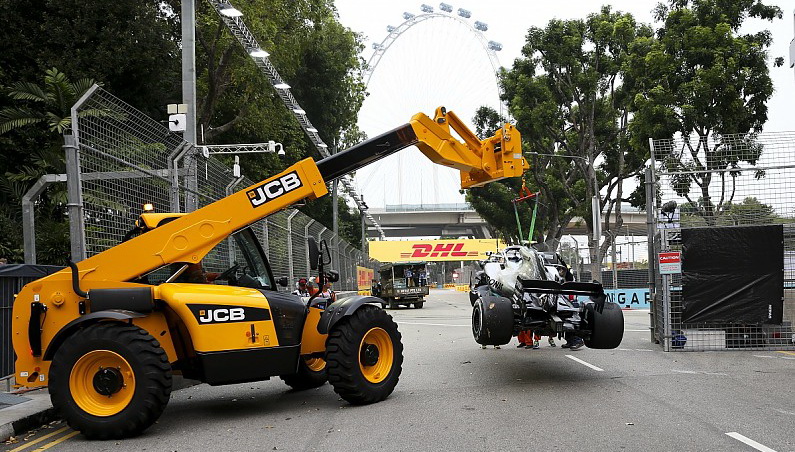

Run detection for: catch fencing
[[650, 132, 795, 351], [69, 86, 378, 291]]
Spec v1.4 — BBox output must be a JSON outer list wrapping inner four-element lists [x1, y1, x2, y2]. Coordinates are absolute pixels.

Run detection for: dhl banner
[[357, 266, 374, 291], [369, 239, 504, 263]]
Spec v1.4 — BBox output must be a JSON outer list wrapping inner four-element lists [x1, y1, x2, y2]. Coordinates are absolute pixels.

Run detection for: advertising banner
[[369, 239, 504, 263], [357, 266, 374, 291]]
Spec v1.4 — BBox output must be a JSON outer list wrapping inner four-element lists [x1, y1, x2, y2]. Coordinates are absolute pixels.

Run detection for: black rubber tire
[[49, 322, 172, 440], [414, 301, 424, 309], [472, 297, 513, 346], [583, 302, 624, 349], [281, 356, 327, 390], [388, 299, 398, 310], [326, 305, 403, 405]]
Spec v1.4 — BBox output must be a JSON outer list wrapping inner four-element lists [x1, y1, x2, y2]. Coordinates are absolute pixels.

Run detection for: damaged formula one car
[[469, 246, 624, 349]]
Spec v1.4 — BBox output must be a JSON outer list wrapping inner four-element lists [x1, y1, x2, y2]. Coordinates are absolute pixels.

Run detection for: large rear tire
[[414, 301, 424, 309], [281, 356, 327, 390], [583, 302, 624, 349], [326, 305, 403, 404], [49, 323, 172, 439], [472, 297, 513, 346]]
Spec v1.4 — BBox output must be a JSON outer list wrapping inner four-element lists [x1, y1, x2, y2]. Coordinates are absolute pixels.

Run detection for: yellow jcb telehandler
[[11, 107, 527, 439]]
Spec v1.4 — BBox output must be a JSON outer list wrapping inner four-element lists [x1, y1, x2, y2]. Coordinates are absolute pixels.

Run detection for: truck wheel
[[388, 299, 397, 310], [472, 297, 513, 346], [281, 356, 327, 390], [583, 302, 624, 349], [414, 301, 424, 309], [49, 323, 172, 439], [326, 305, 403, 404]]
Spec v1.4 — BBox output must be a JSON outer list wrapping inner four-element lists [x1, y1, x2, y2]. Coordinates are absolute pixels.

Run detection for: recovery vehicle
[[470, 245, 624, 349], [11, 107, 528, 439], [372, 262, 429, 309]]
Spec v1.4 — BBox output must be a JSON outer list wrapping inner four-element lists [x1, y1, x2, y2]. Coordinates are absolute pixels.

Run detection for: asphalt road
[[4, 289, 794, 451]]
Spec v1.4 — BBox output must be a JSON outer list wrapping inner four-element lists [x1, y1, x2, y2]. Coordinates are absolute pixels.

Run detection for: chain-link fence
[[70, 86, 376, 292], [650, 132, 795, 351]]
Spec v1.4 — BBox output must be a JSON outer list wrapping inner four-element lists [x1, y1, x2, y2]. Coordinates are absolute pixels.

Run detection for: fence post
[[64, 133, 87, 261], [645, 165, 658, 343], [303, 220, 315, 278], [286, 210, 299, 284]]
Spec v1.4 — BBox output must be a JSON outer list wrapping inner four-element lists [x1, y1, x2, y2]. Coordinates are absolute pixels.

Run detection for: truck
[[373, 262, 429, 309], [11, 106, 528, 439]]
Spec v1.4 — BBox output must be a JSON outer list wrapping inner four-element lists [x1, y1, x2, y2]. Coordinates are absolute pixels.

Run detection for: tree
[[497, 7, 652, 279], [192, 0, 366, 242], [625, 0, 783, 225], [0, 68, 100, 134], [0, 68, 99, 263]]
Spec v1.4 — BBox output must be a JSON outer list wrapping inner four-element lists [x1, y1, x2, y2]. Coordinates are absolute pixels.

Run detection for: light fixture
[[274, 82, 291, 89], [307, 127, 318, 133], [318, 143, 328, 148], [143, 203, 154, 212], [218, 1, 242, 17], [249, 48, 269, 58], [293, 108, 306, 114]]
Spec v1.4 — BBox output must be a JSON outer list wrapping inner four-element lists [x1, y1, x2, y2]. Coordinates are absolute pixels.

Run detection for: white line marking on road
[[634, 348, 653, 351], [398, 321, 469, 327], [725, 432, 777, 452], [772, 408, 795, 416], [617, 348, 632, 351], [671, 369, 727, 376], [565, 355, 604, 371], [753, 355, 774, 358], [624, 329, 649, 332]]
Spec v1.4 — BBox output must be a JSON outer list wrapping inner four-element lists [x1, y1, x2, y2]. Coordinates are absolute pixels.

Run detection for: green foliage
[[0, 68, 101, 135], [0, 1, 368, 261], [496, 7, 652, 253], [626, 0, 782, 223]]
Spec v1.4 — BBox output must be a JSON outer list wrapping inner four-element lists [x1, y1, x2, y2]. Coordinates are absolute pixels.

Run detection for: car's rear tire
[[281, 356, 327, 390], [326, 305, 403, 404], [583, 302, 624, 349], [471, 297, 513, 346], [49, 323, 172, 440], [414, 301, 424, 309]]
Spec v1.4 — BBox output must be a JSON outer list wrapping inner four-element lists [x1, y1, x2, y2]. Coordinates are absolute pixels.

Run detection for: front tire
[[281, 356, 327, 390], [326, 305, 403, 404], [49, 323, 172, 439], [414, 301, 424, 309]]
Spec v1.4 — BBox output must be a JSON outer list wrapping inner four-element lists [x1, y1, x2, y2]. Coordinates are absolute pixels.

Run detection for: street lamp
[[526, 151, 601, 241]]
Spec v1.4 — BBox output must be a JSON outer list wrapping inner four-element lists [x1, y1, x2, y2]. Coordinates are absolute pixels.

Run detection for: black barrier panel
[[681, 225, 783, 324], [0, 265, 63, 378]]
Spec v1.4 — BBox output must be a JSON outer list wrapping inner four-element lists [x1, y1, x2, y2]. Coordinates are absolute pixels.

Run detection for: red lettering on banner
[[430, 243, 455, 257], [450, 243, 467, 257], [410, 244, 433, 258]]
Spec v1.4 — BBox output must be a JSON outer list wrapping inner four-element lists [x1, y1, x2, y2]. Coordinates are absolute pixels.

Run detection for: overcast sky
[[335, 0, 794, 132], [334, 1, 794, 209]]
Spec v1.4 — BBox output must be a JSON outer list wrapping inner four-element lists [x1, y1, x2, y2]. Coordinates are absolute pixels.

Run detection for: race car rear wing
[[517, 277, 607, 312]]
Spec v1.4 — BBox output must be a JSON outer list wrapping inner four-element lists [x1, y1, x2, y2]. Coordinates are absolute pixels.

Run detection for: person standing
[[404, 267, 413, 287]]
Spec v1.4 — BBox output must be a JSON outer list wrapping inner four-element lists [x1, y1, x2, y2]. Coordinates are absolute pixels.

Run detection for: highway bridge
[[365, 203, 649, 239]]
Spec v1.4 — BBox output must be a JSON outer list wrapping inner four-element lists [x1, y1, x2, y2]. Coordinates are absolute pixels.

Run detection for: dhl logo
[[400, 243, 480, 259]]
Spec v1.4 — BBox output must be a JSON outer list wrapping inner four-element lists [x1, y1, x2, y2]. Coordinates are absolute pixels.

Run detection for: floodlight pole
[[182, 0, 197, 144]]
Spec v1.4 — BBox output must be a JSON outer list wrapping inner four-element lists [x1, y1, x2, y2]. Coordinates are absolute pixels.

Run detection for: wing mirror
[[326, 270, 340, 283], [308, 237, 320, 271], [277, 276, 289, 287]]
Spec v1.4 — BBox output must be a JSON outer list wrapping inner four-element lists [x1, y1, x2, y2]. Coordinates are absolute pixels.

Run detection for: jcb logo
[[246, 171, 303, 207], [400, 243, 479, 259], [198, 308, 245, 323]]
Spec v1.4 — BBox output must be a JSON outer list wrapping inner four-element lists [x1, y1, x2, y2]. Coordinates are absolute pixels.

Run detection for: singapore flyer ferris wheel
[[353, 3, 506, 209]]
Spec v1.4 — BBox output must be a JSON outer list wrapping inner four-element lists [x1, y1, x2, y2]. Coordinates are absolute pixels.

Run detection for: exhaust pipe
[[67, 260, 88, 298]]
